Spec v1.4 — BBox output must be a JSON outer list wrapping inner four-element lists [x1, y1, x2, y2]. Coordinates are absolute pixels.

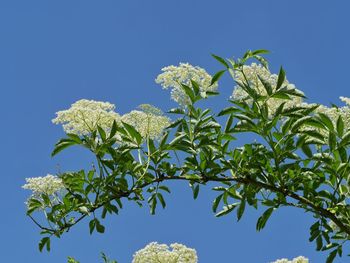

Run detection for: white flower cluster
[[340, 96, 350, 106], [155, 63, 218, 107], [132, 242, 198, 263], [270, 256, 309, 263], [231, 63, 304, 116], [299, 97, 350, 138], [22, 174, 64, 196], [122, 104, 171, 140], [317, 97, 350, 131], [52, 99, 120, 135]]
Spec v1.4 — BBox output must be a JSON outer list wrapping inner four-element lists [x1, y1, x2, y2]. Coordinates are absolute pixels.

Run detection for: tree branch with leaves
[[23, 50, 350, 263]]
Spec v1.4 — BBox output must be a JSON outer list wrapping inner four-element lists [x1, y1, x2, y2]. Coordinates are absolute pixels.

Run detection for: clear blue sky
[[1, 0, 350, 262]]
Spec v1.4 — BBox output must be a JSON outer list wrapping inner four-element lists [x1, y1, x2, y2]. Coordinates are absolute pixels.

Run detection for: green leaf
[[283, 87, 306, 98], [168, 133, 186, 146], [318, 113, 334, 131], [26, 198, 43, 215], [101, 253, 108, 263], [211, 54, 229, 68], [235, 80, 258, 100], [337, 245, 342, 257], [316, 235, 323, 251], [281, 118, 293, 134], [304, 119, 326, 130], [301, 144, 313, 158], [212, 194, 223, 213], [338, 146, 347, 162], [237, 199, 246, 221], [215, 203, 238, 217], [302, 130, 325, 141], [191, 80, 200, 96], [257, 75, 273, 95], [180, 83, 195, 103], [224, 114, 234, 133], [68, 257, 80, 263], [157, 193, 166, 208], [109, 120, 118, 139], [309, 228, 320, 242], [97, 126, 106, 141], [167, 119, 183, 129], [66, 133, 82, 144], [192, 184, 200, 199], [39, 237, 50, 252], [150, 196, 157, 215], [159, 185, 171, 193], [310, 221, 320, 231], [184, 174, 201, 181], [340, 130, 350, 147], [122, 121, 142, 145], [51, 141, 76, 157], [291, 116, 324, 133], [271, 90, 290, 100], [326, 249, 337, 263], [210, 70, 226, 86], [95, 219, 105, 233], [101, 252, 118, 263], [218, 107, 240, 116], [251, 49, 270, 55], [41, 194, 50, 206], [256, 207, 274, 231], [242, 50, 253, 60], [273, 104, 286, 120], [167, 108, 186, 115], [336, 115, 344, 137], [205, 91, 220, 97], [323, 243, 338, 251], [276, 67, 286, 90], [328, 131, 337, 152], [89, 219, 96, 234]]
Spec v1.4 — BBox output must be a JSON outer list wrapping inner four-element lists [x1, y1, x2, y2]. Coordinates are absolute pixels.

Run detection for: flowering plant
[[66, 243, 309, 263], [132, 242, 198, 263], [23, 50, 350, 263], [271, 256, 308, 263]]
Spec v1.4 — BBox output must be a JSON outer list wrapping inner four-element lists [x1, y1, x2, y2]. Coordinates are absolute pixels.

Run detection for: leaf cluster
[[28, 50, 350, 262]]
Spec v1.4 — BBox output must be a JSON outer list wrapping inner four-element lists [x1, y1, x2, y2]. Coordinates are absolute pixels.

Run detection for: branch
[[31, 174, 350, 237]]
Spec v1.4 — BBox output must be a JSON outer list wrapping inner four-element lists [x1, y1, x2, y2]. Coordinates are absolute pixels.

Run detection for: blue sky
[[1, 0, 350, 262]]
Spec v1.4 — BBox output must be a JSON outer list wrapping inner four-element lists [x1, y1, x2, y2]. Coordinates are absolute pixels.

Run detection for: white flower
[[52, 99, 120, 135], [122, 104, 171, 140], [155, 63, 218, 107], [292, 256, 309, 263], [271, 259, 289, 263], [22, 174, 64, 196], [317, 100, 350, 131], [132, 242, 198, 263], [299, 98, 350, 137], [340, 96, 350, 106], [231, 63, 304, 116], [270, 256, 308, 263]]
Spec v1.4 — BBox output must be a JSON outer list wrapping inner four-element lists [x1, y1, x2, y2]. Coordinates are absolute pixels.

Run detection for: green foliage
[[39, 237, 50, 252], [68, 257, 80, 263], [27, 50, 350, 263], [67, 253, 118, 263], [101, 252, 118, 263]]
